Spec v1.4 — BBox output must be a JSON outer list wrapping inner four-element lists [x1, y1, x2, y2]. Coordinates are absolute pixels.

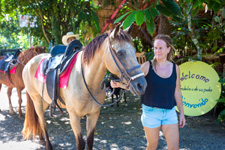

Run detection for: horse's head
[[103, 24, 147, 96], [18, 46, 46, 65], [34, 46, 46, 54]]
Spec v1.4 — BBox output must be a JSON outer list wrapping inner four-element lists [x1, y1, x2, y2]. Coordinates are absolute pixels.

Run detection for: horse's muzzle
[[129, 76, 147, 96]]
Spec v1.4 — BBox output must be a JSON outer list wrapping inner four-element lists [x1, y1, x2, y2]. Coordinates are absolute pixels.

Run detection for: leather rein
[[81, 36, 144, 107]]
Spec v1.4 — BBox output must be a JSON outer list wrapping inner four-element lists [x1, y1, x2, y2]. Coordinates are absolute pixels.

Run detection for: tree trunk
[[34, 0, 50, 44], [158, 14, 171, 36], [187, 14, 202, 60], [51, 8, 61, 45]]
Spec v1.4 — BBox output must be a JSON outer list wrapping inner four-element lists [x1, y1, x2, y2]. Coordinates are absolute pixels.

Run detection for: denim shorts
[[141, 104, 178, 128]]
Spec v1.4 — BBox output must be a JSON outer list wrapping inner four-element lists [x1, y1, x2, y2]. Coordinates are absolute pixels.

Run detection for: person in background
[[111, 34, 185, 150], [62, 31, 79, 46]]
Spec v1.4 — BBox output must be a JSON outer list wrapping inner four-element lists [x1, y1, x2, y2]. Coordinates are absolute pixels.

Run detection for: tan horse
[[22, 25, 147, 150], [0, 46, 46, 117]]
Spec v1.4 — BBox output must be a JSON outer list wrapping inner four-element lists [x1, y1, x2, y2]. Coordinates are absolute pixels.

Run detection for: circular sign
[[176, 61, 221, 116]]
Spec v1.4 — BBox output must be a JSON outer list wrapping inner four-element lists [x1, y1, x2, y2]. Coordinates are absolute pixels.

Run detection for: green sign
[[176, 61, 221, 116]]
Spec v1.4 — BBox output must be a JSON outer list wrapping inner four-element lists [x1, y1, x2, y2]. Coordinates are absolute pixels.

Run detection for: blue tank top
[[141, 61, 177, 109]]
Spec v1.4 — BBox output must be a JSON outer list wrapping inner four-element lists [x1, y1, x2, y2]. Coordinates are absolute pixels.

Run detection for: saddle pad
[[35, 51, 80, 88], [0, 57, 17, 74], [0, 66, 17, 74]]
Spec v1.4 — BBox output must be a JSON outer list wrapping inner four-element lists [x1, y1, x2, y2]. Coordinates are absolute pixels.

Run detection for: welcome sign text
[[180, 71, 209, 83]]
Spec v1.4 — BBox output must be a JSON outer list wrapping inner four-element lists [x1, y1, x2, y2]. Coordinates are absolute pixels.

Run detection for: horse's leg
[[86, 112, 100, 150], [7, 88, 15, 114], [32, 96, 52, 150], [68, 112, 85, 150], [111, 95, 114, 107], [17, 87, 23, 118], [23, 92, 52, 150]]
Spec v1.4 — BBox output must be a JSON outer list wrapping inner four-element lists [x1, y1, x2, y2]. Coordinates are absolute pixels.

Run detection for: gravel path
[[0, 86, 225, 150]]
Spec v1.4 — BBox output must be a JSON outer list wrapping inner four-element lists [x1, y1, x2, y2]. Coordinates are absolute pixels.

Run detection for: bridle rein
[[81, 35, 144, 107]]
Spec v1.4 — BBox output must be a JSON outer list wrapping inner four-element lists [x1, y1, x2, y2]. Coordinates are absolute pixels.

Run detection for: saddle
[[0, 49, 22, 84], [43, 39, 83, 117]]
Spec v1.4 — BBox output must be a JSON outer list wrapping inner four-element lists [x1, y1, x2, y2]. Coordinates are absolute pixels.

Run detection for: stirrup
[[49, 101, 64, 118]]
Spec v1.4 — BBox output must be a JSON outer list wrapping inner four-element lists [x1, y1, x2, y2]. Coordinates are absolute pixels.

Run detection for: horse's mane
[[19, 46, 45, 65], [82, 30, 132, 65]]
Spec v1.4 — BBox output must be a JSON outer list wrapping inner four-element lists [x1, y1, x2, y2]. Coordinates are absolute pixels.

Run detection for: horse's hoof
[[9, 110, 16, 115], [39, 139, 45, 145], [19, 114, 24, 119]]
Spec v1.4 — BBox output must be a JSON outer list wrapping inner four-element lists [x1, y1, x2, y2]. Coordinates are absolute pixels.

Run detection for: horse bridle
[[107, 38, 144, 88], [81, 35, 144, 107]]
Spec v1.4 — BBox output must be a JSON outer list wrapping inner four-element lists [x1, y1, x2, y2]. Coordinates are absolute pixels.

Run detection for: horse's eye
[[117, 50, 126, 57]]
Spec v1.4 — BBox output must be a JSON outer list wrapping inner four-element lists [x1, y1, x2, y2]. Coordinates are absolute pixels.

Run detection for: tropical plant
[[0, 0, 100, 49], [215, 78, 225, 126], [114, 0, 182, 36], [178, 0, 225, 60]]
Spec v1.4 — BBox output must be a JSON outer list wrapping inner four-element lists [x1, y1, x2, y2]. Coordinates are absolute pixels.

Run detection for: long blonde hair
[[152, 34, 178, 71]]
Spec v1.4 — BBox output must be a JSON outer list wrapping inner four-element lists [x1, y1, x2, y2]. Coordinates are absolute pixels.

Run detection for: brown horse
[[22, 25, 147, 150], [0, 46, 46, 117]]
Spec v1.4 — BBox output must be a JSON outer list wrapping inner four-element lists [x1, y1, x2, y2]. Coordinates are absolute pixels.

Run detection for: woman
[[111, 34, 185, 150]]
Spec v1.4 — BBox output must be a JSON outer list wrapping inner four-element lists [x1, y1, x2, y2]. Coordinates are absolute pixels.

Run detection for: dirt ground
[[0, 85, 225, 150]]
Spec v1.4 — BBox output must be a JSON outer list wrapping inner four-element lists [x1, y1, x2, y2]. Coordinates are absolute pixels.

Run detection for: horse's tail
[[22, 92, 43, 139]]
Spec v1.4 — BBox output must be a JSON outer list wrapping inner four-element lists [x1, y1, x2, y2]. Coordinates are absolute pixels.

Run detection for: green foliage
[[123, 11, 137, 29], [156, 5, 172, 16], [114, 0, 182, 36], [0, 0, 100, 49], [146, 18, 155, 36], [171, 0, 225, 63], [90, 9, 100, 33], [145, 51, 155, 61], [114, 12, 130, 23], [135, 11, 144, 25], [217, 109, 225, 122], [214, 70, 225, 124], [157, 0, 183, 21], [216, 79, 225, 124]]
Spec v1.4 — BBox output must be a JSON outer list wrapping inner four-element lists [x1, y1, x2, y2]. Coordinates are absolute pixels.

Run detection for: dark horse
[[22, 25, 147, 150], [0, 46, 46, 117]]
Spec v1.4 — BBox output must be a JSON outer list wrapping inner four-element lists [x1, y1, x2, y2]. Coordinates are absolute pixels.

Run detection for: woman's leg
[[161, 124, 179, 150], [143, 126, 161, 150]]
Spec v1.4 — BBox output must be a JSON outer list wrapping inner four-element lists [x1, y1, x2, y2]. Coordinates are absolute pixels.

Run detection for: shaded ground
[[0, 85, 225, 150]]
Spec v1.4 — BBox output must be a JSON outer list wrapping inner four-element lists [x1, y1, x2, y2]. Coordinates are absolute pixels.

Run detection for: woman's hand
[[179, 114, 186, 128], [110, 80, 121, 88], [110, 80, 129, 90]]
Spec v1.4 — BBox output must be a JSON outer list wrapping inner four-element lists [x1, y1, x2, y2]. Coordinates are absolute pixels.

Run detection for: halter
[[17, 58, 25, 66], [108, 38, 144, 89], [81, 36, 145, 107]]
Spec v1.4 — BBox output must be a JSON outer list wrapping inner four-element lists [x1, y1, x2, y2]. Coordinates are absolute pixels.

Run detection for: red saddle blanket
[[0, 67, 16, 74], [35, 52, 80, 88]]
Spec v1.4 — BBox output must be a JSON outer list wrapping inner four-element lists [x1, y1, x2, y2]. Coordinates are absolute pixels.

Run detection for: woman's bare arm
[[174, 64, 186, 128]]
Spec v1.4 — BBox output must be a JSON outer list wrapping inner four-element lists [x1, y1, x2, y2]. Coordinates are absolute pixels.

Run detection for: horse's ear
[[110, 24, 121, 40], [124, 23, 134, 34]]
